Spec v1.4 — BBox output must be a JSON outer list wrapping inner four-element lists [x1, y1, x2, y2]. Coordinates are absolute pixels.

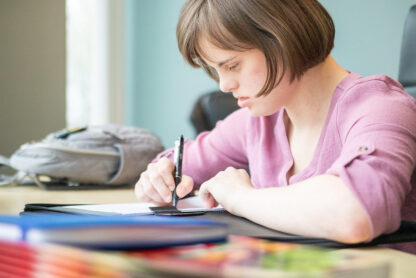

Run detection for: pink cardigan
[[156, 72, 416, 253]]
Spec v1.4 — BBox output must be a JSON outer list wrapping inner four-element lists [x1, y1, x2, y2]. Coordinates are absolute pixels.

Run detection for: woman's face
[[199, 38, 296, 117]]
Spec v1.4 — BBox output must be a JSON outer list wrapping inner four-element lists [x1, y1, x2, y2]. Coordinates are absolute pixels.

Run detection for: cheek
[[250, 67, 268, 91], [239, 75, 266, 98]]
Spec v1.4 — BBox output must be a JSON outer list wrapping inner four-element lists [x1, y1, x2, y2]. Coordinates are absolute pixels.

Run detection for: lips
[[237, 97, 250, 108]]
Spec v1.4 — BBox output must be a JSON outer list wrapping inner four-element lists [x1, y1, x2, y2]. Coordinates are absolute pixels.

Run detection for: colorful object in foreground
[[0, 236, 390, 277], [129, 236, 390, 277]]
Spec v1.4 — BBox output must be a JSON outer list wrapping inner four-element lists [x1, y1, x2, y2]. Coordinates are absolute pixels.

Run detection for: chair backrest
[[398, 5, 416, 98], [190, 91, 239, 135]]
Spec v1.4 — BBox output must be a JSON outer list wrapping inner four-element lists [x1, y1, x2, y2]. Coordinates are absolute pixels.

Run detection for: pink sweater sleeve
[[153, 108, 250, 186], [327, 78, 416, 239]]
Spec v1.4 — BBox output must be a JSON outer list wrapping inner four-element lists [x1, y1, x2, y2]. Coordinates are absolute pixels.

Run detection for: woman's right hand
[[134, 157, 194, 204]]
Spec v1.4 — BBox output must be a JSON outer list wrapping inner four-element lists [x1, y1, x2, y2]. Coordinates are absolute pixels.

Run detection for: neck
[[284, 56, 348, 132]]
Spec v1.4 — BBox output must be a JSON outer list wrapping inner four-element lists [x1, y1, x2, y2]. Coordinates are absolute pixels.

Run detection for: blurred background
[[0, 0, 414, 156]]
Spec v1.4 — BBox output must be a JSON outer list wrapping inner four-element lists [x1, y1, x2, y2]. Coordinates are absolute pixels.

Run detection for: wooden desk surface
[[0, 184, 137, 215], [0, 185, 415, 278]]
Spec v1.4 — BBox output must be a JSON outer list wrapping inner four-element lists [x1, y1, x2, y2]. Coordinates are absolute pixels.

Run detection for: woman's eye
[[228, 63, 239, 71]]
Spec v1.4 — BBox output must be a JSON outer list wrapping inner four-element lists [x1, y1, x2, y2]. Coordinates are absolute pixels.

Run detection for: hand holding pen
[[134, 135, 193, 205]]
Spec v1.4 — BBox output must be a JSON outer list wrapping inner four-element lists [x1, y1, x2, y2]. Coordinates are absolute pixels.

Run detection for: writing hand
[[135, 157, 194, 204]]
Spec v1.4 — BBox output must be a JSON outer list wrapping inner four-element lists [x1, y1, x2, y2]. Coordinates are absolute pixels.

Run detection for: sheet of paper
[[63, 196, 223, 215]]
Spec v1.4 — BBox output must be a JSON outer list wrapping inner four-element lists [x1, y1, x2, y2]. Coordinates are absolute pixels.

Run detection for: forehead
[[198, 36, 242, 65]]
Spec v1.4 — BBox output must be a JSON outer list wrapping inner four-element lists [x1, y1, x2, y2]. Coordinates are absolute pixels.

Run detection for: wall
[[0, 0, 66, 156], [125, 0, 415, 147], [320, 0, 414, 77], [125, 0, 217, 148]]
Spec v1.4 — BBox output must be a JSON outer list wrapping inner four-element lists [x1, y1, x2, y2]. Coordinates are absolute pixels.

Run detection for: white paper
[[64, 196, 223, 215]]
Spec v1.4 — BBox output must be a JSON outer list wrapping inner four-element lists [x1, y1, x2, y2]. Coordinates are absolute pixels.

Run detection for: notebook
[[25, 196, 224, 216], [0, 213, 227, 249]]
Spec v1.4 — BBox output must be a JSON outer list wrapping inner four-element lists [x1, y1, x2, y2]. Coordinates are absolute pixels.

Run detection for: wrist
[[227, 185, 254, 216]]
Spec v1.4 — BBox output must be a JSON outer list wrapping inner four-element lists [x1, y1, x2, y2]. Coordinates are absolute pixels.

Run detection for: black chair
[[399, 5, 416, 98], [190, 91, 239, 135]]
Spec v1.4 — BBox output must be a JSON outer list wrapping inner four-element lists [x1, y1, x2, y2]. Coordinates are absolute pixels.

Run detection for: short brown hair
[[177, 0, 335, 96]]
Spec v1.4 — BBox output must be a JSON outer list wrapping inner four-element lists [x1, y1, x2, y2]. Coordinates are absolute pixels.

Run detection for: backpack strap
[[0, 155, 47, 188], [0, 155, 30, 186], [0, 155, 10, 168]]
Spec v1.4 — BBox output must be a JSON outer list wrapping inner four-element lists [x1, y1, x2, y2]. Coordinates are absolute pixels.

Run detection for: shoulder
[[338, 74, 415, 110], [334, 74, 416, 139]]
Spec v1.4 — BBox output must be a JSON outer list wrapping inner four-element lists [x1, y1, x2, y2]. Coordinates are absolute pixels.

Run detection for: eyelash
[[228, 63, 239, 71]]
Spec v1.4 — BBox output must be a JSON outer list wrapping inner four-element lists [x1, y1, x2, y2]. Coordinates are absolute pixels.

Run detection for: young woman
[[135, 0, 416, 253]]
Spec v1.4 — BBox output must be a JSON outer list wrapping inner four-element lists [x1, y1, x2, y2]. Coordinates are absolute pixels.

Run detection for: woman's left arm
[[200, 82, 416, 244], [199, 170, 372, 244]]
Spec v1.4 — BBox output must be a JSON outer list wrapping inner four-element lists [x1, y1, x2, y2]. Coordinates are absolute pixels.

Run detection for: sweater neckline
[[282, 71, 361, 184]]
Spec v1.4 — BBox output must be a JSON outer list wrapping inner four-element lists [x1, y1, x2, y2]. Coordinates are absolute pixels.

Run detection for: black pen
[[172, 135, 184, 207]]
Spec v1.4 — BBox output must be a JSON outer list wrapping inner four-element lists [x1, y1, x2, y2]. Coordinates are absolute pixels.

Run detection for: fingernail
[[165, 195, 172, 203]]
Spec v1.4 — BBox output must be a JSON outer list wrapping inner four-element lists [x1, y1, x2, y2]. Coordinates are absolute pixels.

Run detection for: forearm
[[234, 174, 372, 243]]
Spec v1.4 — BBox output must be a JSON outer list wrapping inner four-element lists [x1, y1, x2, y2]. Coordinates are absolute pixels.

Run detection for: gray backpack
[[0, 124, 164, 189]]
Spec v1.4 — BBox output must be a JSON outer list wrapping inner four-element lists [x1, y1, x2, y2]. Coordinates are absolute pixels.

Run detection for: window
[[66, 0, 125, 127]]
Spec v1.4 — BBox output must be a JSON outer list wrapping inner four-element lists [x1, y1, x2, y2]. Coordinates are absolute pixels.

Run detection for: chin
[[247, 108, 266, 117], [248, 107, 278, 117]]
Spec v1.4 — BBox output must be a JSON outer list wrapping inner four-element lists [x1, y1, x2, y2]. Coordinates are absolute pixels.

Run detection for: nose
[[219, 75, 238, 93]]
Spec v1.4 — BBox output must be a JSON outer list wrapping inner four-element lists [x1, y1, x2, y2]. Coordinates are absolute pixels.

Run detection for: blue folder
[[0, 213, 227, 250], [22, 204, 416, 248]]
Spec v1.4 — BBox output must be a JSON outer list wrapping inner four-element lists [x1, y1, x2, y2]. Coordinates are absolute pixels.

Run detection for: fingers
[[147, 163, 173, 203], [176, 175, 194, 198], [134, 180, 150, 202], [157, 157, 176, 191], [135, 172, 166, 204], [134, 158, 174, 204], [199, 182, 218, 208], [134, 157, 194, 204]]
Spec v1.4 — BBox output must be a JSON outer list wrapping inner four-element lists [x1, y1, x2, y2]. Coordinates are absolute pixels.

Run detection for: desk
[[0, 185, 415, 278], [0, 184, 137, 215]]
